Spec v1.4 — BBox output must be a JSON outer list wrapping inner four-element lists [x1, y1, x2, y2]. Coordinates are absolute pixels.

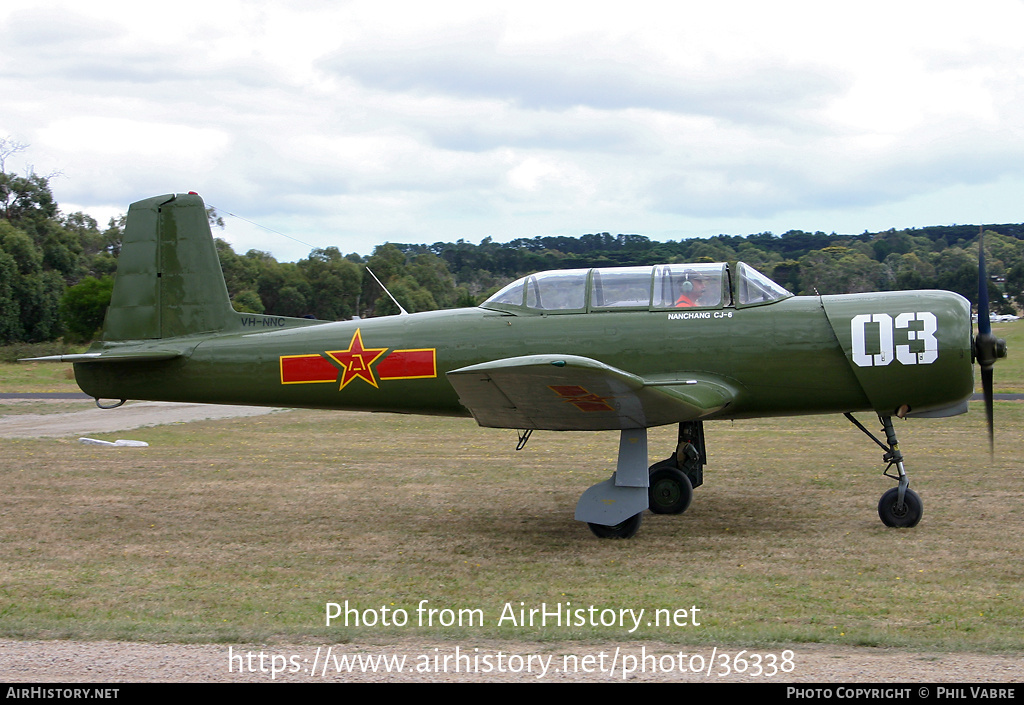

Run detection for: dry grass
[[988, 322, 1024, 392], [0, 361, 80, 393], [1, 402, 1022, 652], [0, 400, 94, 416]]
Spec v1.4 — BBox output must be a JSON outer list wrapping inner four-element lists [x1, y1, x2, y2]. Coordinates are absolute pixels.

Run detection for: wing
[[446, 354, 738, 430]]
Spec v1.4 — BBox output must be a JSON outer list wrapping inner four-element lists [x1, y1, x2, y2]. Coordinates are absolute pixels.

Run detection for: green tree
[[297, 247, 361, 320], [407, 252, 456, 308], [215, 239, 261, 300], [231, 289, 265, 314], [0, 247, 20, 343], [1004, 262, 1024, 310], [889, 252, 936, 290], [60, 275, 114, 342], [797, 246, 886, 295], [373, 275, 437, 315], [0, 172, 58, 236], [0, 221, 63, 342], [256, 258, 312, 318]]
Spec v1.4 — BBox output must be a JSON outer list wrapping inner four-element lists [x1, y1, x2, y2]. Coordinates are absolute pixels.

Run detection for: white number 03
[[850, 312, 938, 367]]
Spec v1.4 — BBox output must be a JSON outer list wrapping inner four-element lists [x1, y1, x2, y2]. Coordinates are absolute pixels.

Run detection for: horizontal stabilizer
[[21, 351, 182, 364], [447, 354, 737, 430]]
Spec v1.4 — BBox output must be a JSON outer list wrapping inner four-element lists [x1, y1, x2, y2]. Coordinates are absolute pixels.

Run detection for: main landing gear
[[647, 421, 705, 515], [576, 413, 925, 538], [576, 422, 706, 538], [845, 413, 923, 528]]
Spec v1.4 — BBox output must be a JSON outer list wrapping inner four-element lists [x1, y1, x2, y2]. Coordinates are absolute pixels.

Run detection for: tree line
[[2, 142, 1021, 347]]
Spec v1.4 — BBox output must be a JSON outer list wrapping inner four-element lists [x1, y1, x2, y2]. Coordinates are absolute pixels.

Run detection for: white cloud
[[0, 0, 1021, 260], [39, 117, 230, 166]]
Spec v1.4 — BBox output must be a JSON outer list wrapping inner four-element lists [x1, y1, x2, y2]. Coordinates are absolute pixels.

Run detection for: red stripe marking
[[377, 349, 436, 380], [281, 354, 338, 384]]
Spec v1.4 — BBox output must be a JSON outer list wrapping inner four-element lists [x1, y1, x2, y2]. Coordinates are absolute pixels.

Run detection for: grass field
[[1, 323, 1022, 653], [0, 361, 80, 393], [1, 402, 1021, 652], [984, 322, 1024, 393]]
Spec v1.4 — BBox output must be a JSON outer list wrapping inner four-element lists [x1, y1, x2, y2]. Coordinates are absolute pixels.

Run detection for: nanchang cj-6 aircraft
[[30, 193, 1008, 538]]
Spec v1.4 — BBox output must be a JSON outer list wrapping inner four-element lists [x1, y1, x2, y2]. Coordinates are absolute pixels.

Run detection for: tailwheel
[[648, 466, 693, 515], [877, 487, 923, 528], [588, 512, 643, 539]]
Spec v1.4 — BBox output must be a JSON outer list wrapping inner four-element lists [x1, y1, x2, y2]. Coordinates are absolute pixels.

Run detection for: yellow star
[[327, 329, 388, 390]]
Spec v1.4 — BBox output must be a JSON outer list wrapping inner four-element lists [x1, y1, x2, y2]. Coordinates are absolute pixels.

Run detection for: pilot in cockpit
[[674, 271, 707, 308]]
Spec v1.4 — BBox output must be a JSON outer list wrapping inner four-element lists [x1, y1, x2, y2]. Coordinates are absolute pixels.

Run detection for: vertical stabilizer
[[102, 193, 238, 341]]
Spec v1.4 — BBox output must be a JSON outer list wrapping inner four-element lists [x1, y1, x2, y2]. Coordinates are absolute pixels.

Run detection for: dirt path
[[0, 400, 284, 438], [0, 638, 1021, 683]]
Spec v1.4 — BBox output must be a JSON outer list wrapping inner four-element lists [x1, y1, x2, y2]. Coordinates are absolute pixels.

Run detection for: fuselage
[[74, 288, 974, 425]]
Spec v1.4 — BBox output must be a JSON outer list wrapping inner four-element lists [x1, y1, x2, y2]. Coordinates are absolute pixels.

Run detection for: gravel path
[[1, 638, 1021, 683], [0, 400, 282, 438]]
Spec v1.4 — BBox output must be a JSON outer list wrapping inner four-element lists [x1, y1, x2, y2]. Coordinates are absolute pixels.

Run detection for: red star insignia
[[326, 329, 388, 390]]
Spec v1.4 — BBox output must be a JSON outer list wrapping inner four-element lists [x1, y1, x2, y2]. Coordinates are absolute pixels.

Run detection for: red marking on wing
[[549, 385, 589, 397], [548, 385, 615, 412]]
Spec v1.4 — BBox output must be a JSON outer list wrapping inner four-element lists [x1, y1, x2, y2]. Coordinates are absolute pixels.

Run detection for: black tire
[[588, 512, 643, 539], [877, 487, 923, 528], [648, 466, 693, 515]]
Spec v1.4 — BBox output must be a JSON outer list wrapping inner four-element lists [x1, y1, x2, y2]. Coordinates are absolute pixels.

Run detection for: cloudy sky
[[2, 0, 1022, 261]]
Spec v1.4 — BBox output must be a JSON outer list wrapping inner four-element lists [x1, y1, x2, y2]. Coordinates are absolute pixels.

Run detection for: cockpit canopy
[[481, 262, 792, 314]]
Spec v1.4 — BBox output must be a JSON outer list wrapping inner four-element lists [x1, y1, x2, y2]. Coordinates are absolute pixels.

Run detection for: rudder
[[102, 193, 238, 341]]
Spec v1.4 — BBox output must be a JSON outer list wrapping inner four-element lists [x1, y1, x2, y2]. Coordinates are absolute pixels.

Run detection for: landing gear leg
[[576, 428, 649, 538], [845, 413, 923, 528], [648, 421, 705, 514]]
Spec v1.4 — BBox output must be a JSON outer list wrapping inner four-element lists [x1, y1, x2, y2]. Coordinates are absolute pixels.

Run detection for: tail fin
[[103, 193, 238, 341]]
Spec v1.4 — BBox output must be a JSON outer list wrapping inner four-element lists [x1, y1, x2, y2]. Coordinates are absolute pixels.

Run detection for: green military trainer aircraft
[[28, 193, 1008, 538]]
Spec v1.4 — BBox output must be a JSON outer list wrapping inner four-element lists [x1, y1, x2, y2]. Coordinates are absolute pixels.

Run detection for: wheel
[[648, 466, 693, 515], [877, 487, 923, 528], [588, 512, 643, 539]]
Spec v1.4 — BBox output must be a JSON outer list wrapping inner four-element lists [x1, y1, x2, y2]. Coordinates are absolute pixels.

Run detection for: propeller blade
[[978, 227, 991, 337], [981, 365, 994, 453], [974, 226, 1006, 456]]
